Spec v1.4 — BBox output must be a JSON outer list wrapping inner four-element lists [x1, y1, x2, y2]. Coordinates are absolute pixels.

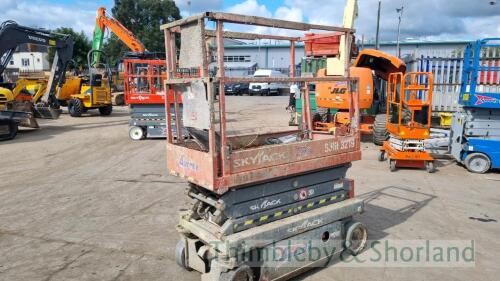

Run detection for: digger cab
[[386, 72, 433, 140]]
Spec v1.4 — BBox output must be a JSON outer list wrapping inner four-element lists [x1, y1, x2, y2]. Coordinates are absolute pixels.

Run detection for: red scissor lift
[[162, 12, 367, 281], [123, 55, 183, 140]]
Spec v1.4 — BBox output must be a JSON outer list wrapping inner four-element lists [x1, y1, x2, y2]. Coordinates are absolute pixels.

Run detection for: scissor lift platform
[[162, 11, 367, 281]]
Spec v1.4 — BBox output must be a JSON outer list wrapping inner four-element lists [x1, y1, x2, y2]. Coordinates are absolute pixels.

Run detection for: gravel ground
[[0, 96, 498, 281]]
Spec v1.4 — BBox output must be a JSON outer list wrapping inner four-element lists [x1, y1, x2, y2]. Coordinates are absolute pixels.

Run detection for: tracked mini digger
[[161, 12, 367, 281], [0, 20, 73, 140]]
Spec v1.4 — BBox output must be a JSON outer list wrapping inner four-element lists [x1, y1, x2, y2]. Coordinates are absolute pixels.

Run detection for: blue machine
[[450, 38, 500, 173]]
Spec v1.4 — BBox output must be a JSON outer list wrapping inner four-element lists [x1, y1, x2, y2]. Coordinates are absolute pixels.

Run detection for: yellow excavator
[[0, 20, 74, 140]]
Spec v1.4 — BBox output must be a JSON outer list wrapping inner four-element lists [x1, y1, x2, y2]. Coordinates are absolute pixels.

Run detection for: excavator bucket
[[5, 101, 40, 128], [0, 110, 37, 141], [33, 103, 62, 119]]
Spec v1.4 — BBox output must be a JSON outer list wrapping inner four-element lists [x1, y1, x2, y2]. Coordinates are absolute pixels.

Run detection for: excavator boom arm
[[92, 7, 145, 65], [0, 21, 56, 75], [0, 21, 74, 108]]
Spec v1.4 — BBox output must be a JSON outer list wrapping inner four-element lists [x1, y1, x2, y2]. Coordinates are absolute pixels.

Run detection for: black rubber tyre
[[99, 104, 113, 116], [464, 153, 491, 174], [0, 119, 18, 141], [373, 114, 389, 146], [68, 99, 83, 117], [114, 94, 125, 106], [219, 265, 254, 281]]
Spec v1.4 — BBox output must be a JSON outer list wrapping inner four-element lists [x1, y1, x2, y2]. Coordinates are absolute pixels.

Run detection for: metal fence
[[407, 49, 500, 113]]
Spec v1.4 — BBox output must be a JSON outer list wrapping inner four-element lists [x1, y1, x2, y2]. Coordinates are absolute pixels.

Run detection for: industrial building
[[222, 40, 471, 76], [361, 40, 471, 57]]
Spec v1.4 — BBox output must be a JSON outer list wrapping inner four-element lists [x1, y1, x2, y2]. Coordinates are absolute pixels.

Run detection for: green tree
[[48, 27, 91, 70], [103, 0, 181, 65]]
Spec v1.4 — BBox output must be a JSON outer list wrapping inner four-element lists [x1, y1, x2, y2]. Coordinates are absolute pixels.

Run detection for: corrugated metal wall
[[407, 48, 500, 113]]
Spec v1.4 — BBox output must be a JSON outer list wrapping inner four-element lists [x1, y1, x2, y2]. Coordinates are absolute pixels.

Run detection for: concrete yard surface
[[0, 96, 499, 281]]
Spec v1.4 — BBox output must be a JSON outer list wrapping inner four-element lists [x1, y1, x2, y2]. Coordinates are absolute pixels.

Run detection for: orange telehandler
[[313, 49, 406, 141], [301, 0, 407, 143]]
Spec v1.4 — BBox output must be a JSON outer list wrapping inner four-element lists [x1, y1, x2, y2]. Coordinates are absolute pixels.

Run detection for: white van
[[249, 69, 288, 96]]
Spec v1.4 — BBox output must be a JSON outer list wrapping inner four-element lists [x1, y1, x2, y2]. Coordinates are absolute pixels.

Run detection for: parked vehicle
[[249, 69, 288, 96], [224, 82, 249, 95]]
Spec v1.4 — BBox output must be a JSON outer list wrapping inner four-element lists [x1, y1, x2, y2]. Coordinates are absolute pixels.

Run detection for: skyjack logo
[[287, 218, 324, 233], [233, 151, 287, 168], [249, 198, 282, 211], [475, 94, 499, 105], [131, 95, 150, 101]]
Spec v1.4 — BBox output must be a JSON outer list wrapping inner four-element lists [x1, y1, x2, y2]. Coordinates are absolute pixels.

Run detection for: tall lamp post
[[375, 0, 381, 50], [396, 2, 404, 58]]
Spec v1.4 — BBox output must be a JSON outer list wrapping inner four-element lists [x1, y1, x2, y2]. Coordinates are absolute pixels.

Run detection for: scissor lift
[[123, 55, 177, 140], [162, 12, 367, 281], [379, 72, 436, 172], [450, 38, 500, 173]]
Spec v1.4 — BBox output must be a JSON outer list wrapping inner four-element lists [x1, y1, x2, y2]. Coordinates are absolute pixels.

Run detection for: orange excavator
[[92, 7, 145, 64], [92, 7, 146, 104]]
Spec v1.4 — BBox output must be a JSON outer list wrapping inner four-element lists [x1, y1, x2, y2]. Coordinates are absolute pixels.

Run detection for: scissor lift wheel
[[129, 126, 145, 140], [425, 161, 436, 173], [175, 240, 191, 271], [378, 150, 386, 162], [464, 153, 491, 174], [344, 221, 368, 256], [389, 159, 397, 172]]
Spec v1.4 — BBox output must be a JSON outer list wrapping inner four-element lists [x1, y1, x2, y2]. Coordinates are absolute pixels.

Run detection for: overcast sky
[[0, 0, 498, 42]]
